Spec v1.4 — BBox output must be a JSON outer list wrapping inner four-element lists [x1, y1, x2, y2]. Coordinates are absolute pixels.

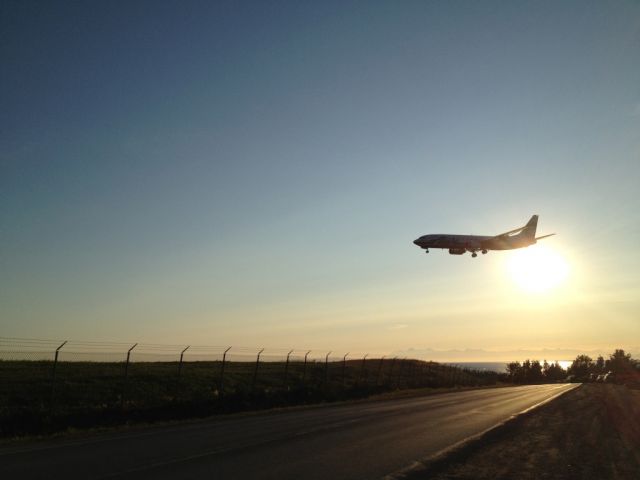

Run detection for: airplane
[[413, 215, 555, 258]]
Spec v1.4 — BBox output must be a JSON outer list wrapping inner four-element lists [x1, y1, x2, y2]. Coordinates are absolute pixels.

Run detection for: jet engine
[[448, 248, 466, 255]]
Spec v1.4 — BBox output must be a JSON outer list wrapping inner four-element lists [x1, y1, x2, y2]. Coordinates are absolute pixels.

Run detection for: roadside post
[[284, 350, 294, 389], [342, 353, 349, 386], [50, 340, 67, 413], [178, 346, 190, 377], [252, 348, 264, 392], [360, 354, 368, 385], [302, 350, 311, 382], [325, 351, 331, 385], [397, 358, 407, 388], [376, 356, 386, 386], [388, 357, 397, 387], [220, 346, 231, 396], [122, 343, 137, 408]]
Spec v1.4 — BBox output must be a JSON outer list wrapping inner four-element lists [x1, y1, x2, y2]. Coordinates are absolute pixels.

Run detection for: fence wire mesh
[[0, 337, 501, 436]]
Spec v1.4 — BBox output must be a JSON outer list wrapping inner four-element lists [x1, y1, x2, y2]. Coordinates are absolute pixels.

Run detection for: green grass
[[0, 359, 501, 437]]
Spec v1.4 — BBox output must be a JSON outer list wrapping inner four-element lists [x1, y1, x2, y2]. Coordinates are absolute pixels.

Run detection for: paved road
[[1, 384, 577, 479]]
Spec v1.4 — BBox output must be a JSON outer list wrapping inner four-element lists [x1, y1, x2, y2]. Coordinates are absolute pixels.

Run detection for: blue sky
[[2, 1, 639, 358]]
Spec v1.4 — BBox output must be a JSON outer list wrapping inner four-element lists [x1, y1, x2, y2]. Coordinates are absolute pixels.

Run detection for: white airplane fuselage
[[413, 233, 533, 253], [413, 215, 552, 257]]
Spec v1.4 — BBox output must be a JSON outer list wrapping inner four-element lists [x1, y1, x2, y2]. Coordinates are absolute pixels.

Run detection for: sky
[[1, 1, 639, 360]]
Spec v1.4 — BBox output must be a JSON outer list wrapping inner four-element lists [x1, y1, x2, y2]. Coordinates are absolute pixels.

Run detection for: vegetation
[[506, 349, 640, 385], [567, 349, 639, 383], [0, 358, 501, 437], [4, 348, 635, 438], [506, 359, 566, 383]]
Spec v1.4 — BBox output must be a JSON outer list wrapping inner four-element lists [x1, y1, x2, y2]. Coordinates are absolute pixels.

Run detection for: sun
[[506, 244, 569, 293]]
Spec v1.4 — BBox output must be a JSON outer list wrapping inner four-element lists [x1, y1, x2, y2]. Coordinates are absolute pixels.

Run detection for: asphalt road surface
[[1, 384, 577, 480]]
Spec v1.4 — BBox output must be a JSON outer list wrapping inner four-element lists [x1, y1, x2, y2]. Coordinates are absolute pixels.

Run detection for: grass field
[[0, 358, 501, 437]]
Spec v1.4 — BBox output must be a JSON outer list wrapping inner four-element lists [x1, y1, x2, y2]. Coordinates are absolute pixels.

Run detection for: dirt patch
[[416, 384, 640, 480]]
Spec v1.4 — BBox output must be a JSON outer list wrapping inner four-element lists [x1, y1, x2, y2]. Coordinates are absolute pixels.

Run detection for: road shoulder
[[398, 384, 640, 480]]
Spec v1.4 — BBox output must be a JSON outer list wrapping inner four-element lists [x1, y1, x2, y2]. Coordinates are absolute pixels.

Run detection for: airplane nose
[[413, 238, 420, 245]]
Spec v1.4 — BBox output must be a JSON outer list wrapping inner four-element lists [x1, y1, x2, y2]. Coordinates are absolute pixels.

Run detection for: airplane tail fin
[[494, 215, 552, 246], [521, 215, 538, 240]]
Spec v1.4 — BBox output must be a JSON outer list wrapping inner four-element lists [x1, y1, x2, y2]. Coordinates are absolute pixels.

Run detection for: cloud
[[387, 324, 408, 330]]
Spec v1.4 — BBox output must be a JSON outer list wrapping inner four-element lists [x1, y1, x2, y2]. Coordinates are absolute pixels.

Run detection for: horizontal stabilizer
[[535, 233, 556, 241]]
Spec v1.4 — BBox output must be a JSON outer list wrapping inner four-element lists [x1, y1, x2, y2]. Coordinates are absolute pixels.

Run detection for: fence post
[[376, 356, 386, 385], [421, 361, 428, 387], [360, 354, 369, 385], [325, 351, 331, 384], [284, 349, 294, 388], [388, 357, 397, 386], [413, 361, 419, 386], [397, 358, 406, 388], [122, 343, 137, 408], [220, 346, 231, 396], [425, 361, 431, 386], [49, 340, 67, 413], [342, 353, 349, 386], [124, 343, 137, 380], [444, 363, 449, 387], [302, 350, 311, 382], [178, 346, 190, 377], [252, 348, 264, 392], [430, 361, 436, 387]]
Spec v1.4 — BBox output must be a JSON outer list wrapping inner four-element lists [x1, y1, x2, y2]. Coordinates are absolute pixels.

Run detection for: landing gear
[[481, 249, 487, 255], [425, 249, 429, 253], [471, 252, 478, 258]]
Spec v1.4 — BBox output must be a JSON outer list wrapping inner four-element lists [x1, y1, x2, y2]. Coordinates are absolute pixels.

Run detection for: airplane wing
[[492, 215, 539, 239], [493, 226, 526, 238]]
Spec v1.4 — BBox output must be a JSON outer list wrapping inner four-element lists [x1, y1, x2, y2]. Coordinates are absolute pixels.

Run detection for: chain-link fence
[[0, 337, 502, 436]]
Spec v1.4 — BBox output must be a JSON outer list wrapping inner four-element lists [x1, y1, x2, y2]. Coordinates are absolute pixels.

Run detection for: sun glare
[[506, 244, 569, 293]]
